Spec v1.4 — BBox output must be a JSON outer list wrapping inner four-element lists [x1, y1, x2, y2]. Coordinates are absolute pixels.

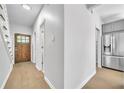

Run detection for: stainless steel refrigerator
[[102, 31, 124, 71]]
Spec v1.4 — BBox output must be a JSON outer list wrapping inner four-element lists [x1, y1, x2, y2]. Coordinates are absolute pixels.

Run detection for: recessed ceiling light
[[22, 4, 31, 10]]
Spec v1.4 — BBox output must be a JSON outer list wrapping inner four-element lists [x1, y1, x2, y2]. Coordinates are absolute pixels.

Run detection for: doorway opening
[[15, 33, 31, 63], [96, 28, 100, 68]]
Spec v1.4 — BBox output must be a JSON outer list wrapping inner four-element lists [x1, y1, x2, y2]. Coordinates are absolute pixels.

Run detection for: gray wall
[[64, 4, 101, 89], [33, 4, 64, 89], [0, 30, 12, 88]]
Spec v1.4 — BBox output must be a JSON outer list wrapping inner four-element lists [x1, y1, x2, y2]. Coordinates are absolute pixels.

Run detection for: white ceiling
[[86, 4, 101, 10], [94, 4, 124, 23], [7, 4, 43, 27]]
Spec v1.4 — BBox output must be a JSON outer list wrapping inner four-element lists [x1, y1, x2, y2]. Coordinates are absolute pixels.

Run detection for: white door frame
[[40, 20, 45, 71], [96, 27, 101, 68], [33, 31, 36, 64]]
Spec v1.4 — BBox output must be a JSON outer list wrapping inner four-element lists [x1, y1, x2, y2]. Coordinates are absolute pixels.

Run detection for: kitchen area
[[84, 4, 124, 89], [102, 19, 124, 71]]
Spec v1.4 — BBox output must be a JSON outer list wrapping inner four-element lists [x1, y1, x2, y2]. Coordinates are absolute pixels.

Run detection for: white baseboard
[[31, 61, 36, 64], [1, 63, 13, 89], [42, 70, 45, 74], [76, 71, 96, 89], [44, 76, 55, 89], [35, 64, 41, 71]]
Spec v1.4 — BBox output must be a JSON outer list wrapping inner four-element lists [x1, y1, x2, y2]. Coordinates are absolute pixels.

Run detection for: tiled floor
[[4, 62, 50, 89], [83, 67, 124, 89]]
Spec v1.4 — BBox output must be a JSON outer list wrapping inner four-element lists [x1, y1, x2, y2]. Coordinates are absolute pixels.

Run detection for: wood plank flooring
[[83, 67, 124, 89], [4, 62, 124, 89], [4, 62, 50, 89]]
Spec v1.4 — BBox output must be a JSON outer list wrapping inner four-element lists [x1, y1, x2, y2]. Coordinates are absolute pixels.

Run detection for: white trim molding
[[76, 71, 96, 89], [35, 64, 41, 71], [1, 63, 13, 89], [44, 76, 55, 89]]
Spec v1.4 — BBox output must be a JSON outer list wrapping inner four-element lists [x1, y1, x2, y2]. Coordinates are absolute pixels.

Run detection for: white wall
[[64, 4, 101, 89], [92, 10, 102, 68], [9, 24, 33, 64], [33, 5, 64, 89]]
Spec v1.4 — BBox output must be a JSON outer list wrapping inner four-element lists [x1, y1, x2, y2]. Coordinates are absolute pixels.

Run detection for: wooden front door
[[15, 34, 31, 63]]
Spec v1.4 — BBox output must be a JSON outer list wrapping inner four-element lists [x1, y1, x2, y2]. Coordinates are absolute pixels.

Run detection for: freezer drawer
[[102, 55, 124, 71]]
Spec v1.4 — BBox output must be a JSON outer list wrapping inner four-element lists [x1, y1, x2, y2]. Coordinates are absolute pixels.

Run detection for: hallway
[[83, 68, 124, 89], [1, 4, 124, 89], [4, 62, 50, 89]]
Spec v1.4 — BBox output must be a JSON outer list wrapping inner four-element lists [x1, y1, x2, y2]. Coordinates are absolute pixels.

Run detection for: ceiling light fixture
[[22, 4, 31, 10]]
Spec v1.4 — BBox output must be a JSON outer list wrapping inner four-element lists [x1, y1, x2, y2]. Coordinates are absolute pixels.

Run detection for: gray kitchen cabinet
[[102, 56, 118, 69], [103, 19, 124, 34], [102, 55, 124, 71], [119, 58, 124, 71], [113, 20, 124, 32], [103, 23, 112, 33]]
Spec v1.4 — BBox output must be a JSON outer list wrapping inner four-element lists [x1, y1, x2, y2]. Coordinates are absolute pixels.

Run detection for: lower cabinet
[[102, 55, 124, 71]]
